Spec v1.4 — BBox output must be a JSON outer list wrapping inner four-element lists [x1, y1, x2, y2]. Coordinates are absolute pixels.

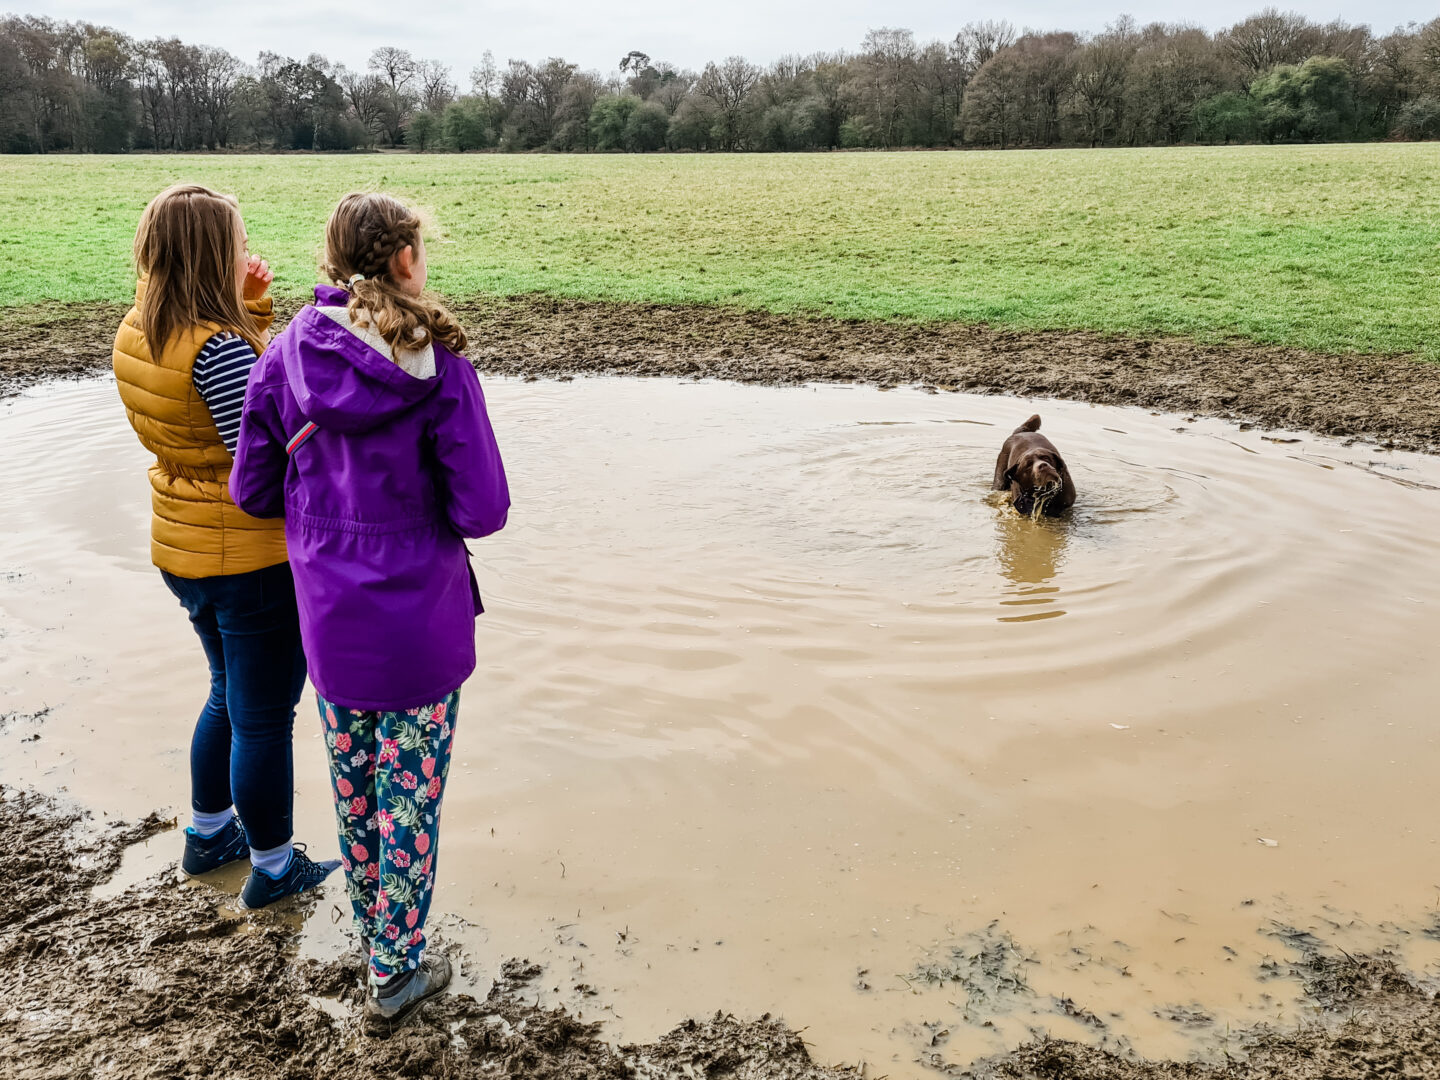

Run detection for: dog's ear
[[992, 450, 1013, 490]]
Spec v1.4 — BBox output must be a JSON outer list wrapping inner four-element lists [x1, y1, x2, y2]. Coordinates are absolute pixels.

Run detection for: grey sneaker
[[363, 953, 452, 1032]]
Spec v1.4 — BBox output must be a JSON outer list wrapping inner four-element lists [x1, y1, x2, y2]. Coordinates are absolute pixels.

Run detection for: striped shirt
[[192, 333, 260, 455]]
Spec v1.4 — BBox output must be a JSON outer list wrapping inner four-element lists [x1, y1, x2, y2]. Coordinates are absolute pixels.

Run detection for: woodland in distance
[[3, 8, 1440, 154]]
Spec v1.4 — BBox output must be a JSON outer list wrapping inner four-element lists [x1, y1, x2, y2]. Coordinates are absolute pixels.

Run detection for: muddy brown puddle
[[4, 375, 1440, 1076]]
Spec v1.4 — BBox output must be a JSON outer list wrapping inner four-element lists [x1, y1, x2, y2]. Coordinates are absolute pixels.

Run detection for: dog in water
[[992, 415, 1076, 518]]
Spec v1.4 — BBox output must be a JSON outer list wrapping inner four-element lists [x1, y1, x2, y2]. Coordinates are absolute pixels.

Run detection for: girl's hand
[[243, 255, 273, 302]]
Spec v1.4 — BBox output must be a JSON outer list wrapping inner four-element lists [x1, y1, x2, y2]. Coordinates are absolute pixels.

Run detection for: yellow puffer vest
[[112, 283, 287, 579]]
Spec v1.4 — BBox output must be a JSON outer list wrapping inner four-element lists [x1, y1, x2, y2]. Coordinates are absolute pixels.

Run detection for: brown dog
[[992, 415, 1076, 517]]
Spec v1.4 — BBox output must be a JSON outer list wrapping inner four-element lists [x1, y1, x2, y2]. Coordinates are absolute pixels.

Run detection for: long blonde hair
[[321, 192, 468, 357], [133, 183, 259, 354]]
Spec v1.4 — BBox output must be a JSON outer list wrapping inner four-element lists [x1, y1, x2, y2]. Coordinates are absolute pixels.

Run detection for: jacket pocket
[[467, 560, 484, 616]]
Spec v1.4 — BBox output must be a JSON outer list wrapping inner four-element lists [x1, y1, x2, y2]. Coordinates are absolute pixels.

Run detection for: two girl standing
[[114, 185, 508, 1025]]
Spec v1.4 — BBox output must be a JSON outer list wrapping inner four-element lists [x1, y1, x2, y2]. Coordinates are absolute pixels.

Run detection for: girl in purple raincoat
[[232, 192, 509, 1029]]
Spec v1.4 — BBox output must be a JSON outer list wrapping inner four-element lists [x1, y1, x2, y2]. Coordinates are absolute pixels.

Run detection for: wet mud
[[913, 922, 1440, 1079], [7, 788, 1440, 1079], [5, 295, 1440, 451], [1, 786, 853, 1080]]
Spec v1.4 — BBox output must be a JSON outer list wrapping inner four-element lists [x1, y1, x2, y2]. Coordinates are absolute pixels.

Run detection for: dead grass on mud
[[6, 297, 1440, 453]]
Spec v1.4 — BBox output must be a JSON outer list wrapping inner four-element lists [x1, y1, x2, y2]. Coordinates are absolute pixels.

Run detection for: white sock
[[191, 806, 235, 837], [249, 841, 293, 878]]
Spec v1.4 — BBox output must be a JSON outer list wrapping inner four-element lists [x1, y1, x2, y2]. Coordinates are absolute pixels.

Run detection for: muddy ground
[[0, 785, 852, 1080], [5, 785, 1440, 1080], [5, 297, 1440, 452]]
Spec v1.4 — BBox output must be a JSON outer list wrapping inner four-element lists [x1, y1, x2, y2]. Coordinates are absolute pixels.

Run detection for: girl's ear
[[391, 244, 415, 281]]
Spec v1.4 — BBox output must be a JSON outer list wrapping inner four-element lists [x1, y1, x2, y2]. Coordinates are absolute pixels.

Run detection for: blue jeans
[[162, 562, 307, 852]]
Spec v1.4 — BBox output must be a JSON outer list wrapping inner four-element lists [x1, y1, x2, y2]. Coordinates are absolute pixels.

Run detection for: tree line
[[4, 8, 1440, 154]]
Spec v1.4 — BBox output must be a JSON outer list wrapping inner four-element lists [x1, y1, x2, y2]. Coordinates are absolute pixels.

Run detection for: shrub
[[590, 95, 640, 151], [1251, 56, 1354, 142], [623, 101, 669, 151], [838, 117, 873, 148], [667, 99, 714, 150], [1194, 91, 1259, 143], [1393, 95, 1440, 140], [406, 110, 441, 151], [443, 98, 493, 151]]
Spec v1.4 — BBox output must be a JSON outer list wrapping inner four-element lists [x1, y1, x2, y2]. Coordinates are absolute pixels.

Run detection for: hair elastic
[[347, 273, 366, 287]]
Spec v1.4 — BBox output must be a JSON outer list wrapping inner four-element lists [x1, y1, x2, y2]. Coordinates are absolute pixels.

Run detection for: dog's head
[[1003, 449, 1066, 496]]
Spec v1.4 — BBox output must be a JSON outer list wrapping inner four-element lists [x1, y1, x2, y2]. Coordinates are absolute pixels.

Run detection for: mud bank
[[0, 786, 852, 1080], [965, 947, 1440, 1080], [6, 788, 1440, 1080], [4, 296, 1440, 452]]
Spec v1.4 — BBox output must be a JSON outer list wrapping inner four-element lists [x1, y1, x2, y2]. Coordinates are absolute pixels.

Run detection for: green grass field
[[2, 146, 1436, 356]]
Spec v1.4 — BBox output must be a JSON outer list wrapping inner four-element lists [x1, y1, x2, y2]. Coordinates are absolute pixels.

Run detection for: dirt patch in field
[[0, 302, 131, 396], [5, 787, 1440, 1080], [5, 296, 1440, 452]]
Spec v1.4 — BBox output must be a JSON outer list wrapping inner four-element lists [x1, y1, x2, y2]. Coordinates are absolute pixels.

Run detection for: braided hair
[[321, 192, 468, 358]]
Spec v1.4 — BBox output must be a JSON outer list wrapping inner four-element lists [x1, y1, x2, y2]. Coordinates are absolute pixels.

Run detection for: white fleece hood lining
[[315, 305, 437, 381]]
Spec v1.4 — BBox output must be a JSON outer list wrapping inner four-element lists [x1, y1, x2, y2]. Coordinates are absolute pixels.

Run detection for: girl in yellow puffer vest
[[114, 184, 338, 908]]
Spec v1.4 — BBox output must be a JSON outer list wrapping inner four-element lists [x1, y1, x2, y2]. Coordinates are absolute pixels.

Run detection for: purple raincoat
[[231, 285, 509, 711]]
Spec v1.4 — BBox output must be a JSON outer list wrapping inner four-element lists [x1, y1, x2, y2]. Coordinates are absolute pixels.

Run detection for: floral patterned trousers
[[319, 689, 459, 980]]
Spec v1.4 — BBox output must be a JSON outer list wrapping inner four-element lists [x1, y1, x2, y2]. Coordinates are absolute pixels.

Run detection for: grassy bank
[[2, 145, 1436, 356]]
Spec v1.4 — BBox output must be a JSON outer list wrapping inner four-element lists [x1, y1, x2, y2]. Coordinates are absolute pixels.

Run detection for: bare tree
[[193, 45, 242, 148], [1126, 25, 1232, 143], [364, 47, 417, 144], [531, 56, 578, 144], [808, 52, 854, 146], [1416, 17, 1440, 91], [336, 65, 385, 142], [417, 58, 454, 113], [956, 20, 1017, 73], [696, 55, 760, 149], [963, 47, 1023, 146], [1221, 8, 1320, 83], [1071, 19, 1137, 146], [858, 27, 918, 146], [469, 49, 498, 99], [368, 46, 417, 91], [913, 39, 965, 143], [650, 64, 693, 115], [553, 68, 603, 148]]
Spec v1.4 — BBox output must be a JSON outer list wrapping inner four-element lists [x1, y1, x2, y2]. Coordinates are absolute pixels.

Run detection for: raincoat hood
[[281, 285, 440, 435]]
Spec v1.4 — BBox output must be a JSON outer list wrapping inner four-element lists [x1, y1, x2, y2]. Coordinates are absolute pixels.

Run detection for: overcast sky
[[17, 1, 1437, 79]]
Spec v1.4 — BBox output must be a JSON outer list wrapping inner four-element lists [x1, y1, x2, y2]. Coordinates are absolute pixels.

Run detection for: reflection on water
[[5, 377, 1440, 1077], [992, 501, 1070, 621]]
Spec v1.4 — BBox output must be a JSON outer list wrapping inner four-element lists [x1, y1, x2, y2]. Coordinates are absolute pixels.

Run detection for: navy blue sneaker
[[181, 818, 249, 877], [238, 844, 341, 910]]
